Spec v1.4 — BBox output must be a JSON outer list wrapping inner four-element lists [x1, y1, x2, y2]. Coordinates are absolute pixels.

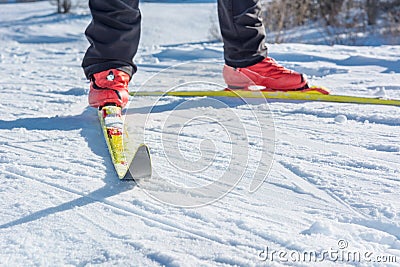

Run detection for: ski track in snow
[[0, 1, 399, 266]]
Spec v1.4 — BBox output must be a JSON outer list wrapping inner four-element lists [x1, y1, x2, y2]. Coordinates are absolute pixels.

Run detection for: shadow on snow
[[0, 107, 136, 229]]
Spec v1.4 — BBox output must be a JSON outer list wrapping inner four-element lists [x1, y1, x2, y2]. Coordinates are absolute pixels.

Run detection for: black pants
[[82, 0, 267, 78]]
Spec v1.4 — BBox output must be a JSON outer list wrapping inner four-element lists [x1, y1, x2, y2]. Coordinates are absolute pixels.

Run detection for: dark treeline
[[262, 0, 400, 43]]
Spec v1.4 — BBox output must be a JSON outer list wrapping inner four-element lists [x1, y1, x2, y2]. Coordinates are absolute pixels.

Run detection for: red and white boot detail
[[223, 57, 308, 91], [89, 69, 130, 108]]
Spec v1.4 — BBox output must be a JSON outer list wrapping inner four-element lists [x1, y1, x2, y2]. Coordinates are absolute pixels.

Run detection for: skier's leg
[[82, 0, 141, 79], [82, 0, 140, 108], [217, 0, 267, 68], [218, 0, 308, 90]]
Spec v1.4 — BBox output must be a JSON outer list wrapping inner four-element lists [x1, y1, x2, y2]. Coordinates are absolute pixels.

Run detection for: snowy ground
[[0, 1, 399, 266]]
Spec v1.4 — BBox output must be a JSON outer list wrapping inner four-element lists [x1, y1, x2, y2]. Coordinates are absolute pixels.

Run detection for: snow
[[334, 115, 348, 124], [0, 1, 399, 266]]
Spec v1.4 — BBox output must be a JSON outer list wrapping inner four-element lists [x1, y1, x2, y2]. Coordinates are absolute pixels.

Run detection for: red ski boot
[[89, 69, 130, 108], [223, 57, 308, 91]]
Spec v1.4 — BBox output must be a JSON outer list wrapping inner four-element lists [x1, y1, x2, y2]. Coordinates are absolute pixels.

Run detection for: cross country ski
[[98, 105, 151, 180], [131, 87, 400, 107]]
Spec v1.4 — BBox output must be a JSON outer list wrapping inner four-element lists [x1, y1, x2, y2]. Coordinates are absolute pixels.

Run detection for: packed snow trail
[[0, 1, 399, 266]]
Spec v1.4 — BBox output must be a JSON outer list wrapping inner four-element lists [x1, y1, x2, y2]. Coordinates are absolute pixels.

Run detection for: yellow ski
[[130, 88, 400, 107], [98, 105, 152, 180]]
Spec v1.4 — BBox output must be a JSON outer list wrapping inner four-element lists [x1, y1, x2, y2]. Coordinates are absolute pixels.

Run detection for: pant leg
[[218, 0, 267, 68], [82, 0, 141, 79]]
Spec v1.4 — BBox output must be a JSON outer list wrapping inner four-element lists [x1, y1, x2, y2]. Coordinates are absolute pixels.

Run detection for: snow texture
[[0, 1, 399, 266]]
